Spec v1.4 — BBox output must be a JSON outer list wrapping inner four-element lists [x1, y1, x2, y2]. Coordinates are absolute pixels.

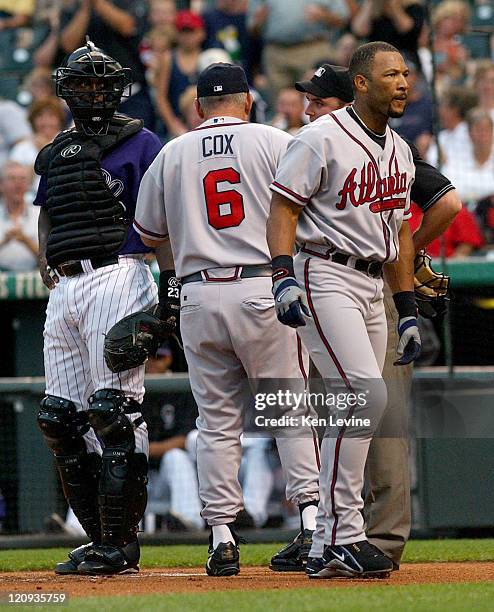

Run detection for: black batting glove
[[157, 270, 181, 329]]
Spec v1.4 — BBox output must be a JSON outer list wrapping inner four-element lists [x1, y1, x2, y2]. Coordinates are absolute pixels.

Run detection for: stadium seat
[[461, 32, 492, 58], [0, 75, 23, 101], [470, 3, 494, 29]]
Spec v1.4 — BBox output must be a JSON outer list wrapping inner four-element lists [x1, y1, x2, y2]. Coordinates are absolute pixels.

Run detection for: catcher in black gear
[[35, 39, 165, 576]]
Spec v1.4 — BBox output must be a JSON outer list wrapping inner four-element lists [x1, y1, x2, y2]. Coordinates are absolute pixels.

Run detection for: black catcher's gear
[[104, 270, 180, 373], [78, 540, 140, 575], [55, 543, 96, 575], [55, 38, 132, 135], [104, 305, 176, 373], [87, 389, 148, 547], [37, 396, 101, 543], [34, 115, 142, 268]]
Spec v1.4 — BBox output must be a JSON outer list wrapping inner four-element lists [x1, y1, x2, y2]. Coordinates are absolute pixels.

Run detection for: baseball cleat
[[54, 542, 95, 575], [77, 540, 140, 575], [269, 529, 314, 572], [205, 525, 243, 577], [306, 556, 338, 579], [320, 540, 393, 579], [206, 541, 240, 577]]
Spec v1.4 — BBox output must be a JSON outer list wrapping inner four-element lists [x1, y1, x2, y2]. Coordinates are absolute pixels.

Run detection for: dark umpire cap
[[197, 63, 249, 98], [295, 64, 354, 102]]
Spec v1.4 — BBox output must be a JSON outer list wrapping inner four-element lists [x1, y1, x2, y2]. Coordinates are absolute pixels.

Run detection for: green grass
[[20, 583, 494, 612], [0, 539, 493, 573]]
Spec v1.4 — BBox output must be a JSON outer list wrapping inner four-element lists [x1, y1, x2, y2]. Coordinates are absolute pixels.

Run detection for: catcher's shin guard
[[37, 396, 101, 543], [87, 389, 148, 547]]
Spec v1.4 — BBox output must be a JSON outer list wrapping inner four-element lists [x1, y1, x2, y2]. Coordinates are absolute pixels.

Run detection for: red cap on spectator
[[175, 10, 205, 31]]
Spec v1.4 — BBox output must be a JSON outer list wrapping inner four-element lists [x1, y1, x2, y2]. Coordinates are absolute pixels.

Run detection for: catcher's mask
[[55, 38, 132, 135]]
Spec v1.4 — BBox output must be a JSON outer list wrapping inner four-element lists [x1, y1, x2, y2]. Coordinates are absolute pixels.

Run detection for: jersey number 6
[[203, 168, 245, 230]]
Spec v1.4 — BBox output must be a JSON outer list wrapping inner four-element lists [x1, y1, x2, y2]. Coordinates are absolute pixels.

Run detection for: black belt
[[301, 246, 383, 279], [181, 264, 272, 284], [55, 255, 119, 277]]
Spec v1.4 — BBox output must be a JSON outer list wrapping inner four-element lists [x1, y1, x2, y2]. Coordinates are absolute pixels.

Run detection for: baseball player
[[34, 41, 164, 575], [270, 64, 460, 572], [267, 42, 422, 579], [133, 63, 320, 576]]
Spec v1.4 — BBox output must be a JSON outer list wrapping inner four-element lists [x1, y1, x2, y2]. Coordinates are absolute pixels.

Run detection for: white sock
[[301, 504, 318, 531], [212, 524, 234, 548]]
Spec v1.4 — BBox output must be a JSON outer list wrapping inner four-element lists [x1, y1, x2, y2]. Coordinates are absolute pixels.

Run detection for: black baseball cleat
[[270, 529, 314, 572], [205, 526, 243, 577], [306, 556, 337, 579], [77, 540, 140, 575], [206, 542, 240, 577], [320, 540, 393, 579], [55, 542, 95, 575]]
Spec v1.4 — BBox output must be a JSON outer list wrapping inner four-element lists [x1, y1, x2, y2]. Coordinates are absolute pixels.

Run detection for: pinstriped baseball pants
[[43, 257, 158, 456]]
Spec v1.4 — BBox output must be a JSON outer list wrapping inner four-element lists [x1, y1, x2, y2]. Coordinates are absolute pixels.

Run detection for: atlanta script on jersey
[[271, 106, 416, 262]]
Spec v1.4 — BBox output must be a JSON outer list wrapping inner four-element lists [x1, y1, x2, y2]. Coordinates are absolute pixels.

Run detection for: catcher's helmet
[[55, 38, 132, 134]]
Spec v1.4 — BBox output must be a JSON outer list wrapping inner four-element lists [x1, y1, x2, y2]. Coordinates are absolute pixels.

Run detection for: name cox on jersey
[[337, 159, 408, 213]]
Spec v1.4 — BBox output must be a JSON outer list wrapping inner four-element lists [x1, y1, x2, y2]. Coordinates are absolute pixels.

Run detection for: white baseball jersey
[[134, 117, 292, 277], [270, 106, 415, 262], [134, 116, 321, 527]]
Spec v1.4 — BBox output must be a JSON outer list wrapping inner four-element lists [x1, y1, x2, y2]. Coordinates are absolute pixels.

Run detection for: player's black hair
[[348, 42, 400, 88]]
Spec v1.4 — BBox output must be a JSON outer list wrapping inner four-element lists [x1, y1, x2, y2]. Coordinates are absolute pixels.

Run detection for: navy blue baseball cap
[[197, 63, 249, 98], [296, 64, 354, 102]]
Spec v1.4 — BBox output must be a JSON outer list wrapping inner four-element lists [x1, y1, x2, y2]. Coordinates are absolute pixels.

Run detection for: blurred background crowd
[[0, 0, 493, 534], [0, 0, 493, 272]]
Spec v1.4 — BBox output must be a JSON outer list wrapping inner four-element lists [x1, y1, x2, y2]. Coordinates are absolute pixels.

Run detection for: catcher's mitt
[[104, 305, 176, 373], [414, 250, 450, 319]]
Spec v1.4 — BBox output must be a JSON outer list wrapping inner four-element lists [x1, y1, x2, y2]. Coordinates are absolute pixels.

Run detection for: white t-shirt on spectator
[[442, 148, 494, 204], [426, 122, 471, 167], [0, 199, 39, 271], [0, 101, 31, 168], [9, 138, 40, 193]]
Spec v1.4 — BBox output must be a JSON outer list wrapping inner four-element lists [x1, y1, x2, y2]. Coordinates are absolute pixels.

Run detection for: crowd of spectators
[[0, 0, 492, 269], [0, 1, 492, 304], [0, 160, 39, 271]]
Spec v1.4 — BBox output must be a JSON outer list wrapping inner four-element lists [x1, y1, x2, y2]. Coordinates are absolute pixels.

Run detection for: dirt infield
[[1, 563, 493, 597]]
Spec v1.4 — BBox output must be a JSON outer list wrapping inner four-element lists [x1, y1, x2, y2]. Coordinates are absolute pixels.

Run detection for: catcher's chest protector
[[35, 115, 143, 267]]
